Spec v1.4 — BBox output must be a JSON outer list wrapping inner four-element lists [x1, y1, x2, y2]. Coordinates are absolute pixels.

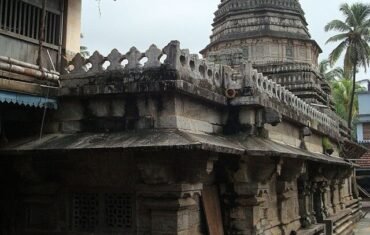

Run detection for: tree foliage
[[80, 33, 90, 58], [319, 59, 344, 82], [325, 2, 370, 128], [331, 76, 364, 123]]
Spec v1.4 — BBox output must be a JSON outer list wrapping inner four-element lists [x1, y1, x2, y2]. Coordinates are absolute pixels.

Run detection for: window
[[364, 123, 370, 140], [0, 0, 61, 45], [71, 193, 134, 233]]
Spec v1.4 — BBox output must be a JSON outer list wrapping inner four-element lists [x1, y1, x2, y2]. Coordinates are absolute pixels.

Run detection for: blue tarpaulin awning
[[0, 91, 58, 109]]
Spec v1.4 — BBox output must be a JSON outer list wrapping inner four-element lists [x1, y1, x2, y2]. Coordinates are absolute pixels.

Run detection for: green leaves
[[325, 3, 370, 69], [325, 20, 352, 32], [325, 2, 370, 128], [319, 60, 345, 82], [331, 77, 364, 121]]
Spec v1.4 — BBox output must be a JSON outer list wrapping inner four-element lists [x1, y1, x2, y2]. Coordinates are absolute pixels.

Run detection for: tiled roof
[[358, 143, 370, 168]]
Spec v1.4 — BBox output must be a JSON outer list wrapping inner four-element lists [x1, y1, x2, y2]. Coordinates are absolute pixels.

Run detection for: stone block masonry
[[0, 0, 367, 235]]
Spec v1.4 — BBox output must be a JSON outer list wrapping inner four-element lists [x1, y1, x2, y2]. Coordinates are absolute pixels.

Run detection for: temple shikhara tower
[[201, 0, 331, 107], [0, 0, 368, 235]]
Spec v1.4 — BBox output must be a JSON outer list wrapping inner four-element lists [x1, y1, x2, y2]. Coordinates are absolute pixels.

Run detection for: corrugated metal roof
[[1, 129, 351, 166], [0, 90, 57, 109]]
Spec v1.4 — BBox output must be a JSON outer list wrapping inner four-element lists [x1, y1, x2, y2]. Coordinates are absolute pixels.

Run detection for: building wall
[[0, 0, 81, 70], [358, 80, 369, 91], [0, 34, 58, 70], [357, 123, 364, 142], [0, 149, 361, 235], [0, 0, 62, 69], [364, 123, 370, 140], [358, 93, 370, 115], [357, 92, 370, 142], [63, 0, 82, 61]]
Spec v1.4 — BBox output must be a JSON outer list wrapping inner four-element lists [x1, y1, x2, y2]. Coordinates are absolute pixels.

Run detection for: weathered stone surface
[[201, 0, 335, 112], [0, 1, 365, 235]]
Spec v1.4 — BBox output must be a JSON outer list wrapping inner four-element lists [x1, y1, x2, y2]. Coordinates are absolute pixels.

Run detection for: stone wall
[[0, 148, 361, 235]]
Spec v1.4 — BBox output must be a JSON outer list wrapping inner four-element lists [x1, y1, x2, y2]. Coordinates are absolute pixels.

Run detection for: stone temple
[[201, 0, 331, 108], [0, 0, 368, 235]]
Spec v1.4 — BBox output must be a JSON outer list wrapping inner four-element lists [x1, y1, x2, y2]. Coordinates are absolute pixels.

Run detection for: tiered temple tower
[[201, 0, 332, 107]]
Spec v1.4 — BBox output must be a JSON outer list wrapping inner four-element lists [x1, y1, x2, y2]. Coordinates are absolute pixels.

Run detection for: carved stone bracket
[[277, 159, 305, 200], [136, 154, 219, 185]]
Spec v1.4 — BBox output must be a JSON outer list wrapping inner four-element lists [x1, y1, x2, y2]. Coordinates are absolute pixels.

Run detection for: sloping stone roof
[[1, 129, 351, 166]]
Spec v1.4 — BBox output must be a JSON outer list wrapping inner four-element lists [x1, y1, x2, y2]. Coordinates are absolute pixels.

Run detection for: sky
[[81, 0, 369, 80]]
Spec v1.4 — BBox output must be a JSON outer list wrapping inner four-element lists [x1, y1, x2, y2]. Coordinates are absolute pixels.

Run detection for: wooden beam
[[0, 77, 58, 97], [202, 185, 225, 235]]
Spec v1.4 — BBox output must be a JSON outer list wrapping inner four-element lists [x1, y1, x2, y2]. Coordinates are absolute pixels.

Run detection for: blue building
[[357, 80, 370, 144], [356, 79, 370, 195]]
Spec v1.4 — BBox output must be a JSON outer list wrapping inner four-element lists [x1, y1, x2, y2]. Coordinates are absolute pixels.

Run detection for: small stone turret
[[201, 0, 332, 109]]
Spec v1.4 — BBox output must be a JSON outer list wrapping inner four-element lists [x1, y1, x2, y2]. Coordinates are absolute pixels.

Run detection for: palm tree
[[80, 33, 90, 58], [325, 3, 370, 128], [331, 78, 364, 123], [319, 59, 344, 82]]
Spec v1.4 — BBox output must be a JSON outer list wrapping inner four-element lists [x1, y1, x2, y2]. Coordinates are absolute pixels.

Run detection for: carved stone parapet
[[63, 40, 340, 139]]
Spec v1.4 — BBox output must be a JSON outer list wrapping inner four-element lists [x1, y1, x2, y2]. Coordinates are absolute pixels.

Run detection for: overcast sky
[[81, 0, 369, 80]]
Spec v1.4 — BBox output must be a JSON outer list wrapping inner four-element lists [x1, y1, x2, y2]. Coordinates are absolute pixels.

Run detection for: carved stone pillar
[[348, 177, 354, 201], [321, 181, 332, 217], [137, 184, 203, 235], [338, 179, 346, 210], [298, 177, 316, 228], [338, 167, 353, 203], [330, 179, 341, 213], [275, 159, 304, 234], [308, 182, 318, 224], [313, 181, 327, 222], [135, 153, 217, 235], [322, 166, 337, 216], [223, 157, 277, 235]]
